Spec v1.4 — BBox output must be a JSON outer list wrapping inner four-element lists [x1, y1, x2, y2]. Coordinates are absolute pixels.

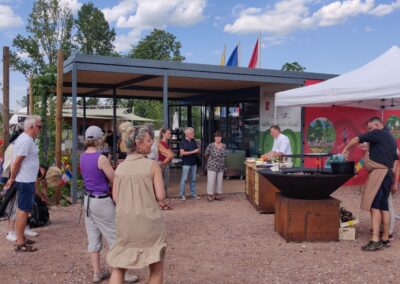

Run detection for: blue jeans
[[179, 165, 197, 197]]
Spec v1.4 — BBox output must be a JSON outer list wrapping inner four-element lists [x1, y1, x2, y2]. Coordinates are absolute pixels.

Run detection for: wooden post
[[55, 50, 64, 205], [29, 75, 34, 115], [2, 46, 10, 154]]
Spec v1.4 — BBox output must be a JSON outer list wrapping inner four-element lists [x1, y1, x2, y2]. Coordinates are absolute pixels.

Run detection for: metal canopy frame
[[62, 54, 335, 202]]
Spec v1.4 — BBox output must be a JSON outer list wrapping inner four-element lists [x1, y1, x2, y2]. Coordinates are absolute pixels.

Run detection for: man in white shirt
[[261, 125, 292, 161], [4, 115, 41, 252]]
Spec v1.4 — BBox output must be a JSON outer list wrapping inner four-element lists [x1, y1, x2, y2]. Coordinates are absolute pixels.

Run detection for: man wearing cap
[[80, 126, 138, 283], [4, 115, 42, 252]]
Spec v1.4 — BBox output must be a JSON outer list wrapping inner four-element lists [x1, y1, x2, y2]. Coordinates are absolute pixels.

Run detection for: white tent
[[275, 46, 400, 110]]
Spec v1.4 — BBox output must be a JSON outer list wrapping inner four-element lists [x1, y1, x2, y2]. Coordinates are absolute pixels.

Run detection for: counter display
[[245, 161, 279, 213]]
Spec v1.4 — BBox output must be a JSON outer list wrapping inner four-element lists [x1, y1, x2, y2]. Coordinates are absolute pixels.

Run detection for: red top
[[158, 141, 170, 162]]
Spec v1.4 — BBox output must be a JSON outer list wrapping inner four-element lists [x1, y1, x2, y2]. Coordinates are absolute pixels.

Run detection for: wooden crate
[[275, 193, 340, 242]]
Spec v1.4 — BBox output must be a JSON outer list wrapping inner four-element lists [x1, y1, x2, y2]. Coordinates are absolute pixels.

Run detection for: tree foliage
[[11, 0, 74, 78], [128, 29, 185, 62], [75, 3, 116, 56], [281, 62, 306, 72]]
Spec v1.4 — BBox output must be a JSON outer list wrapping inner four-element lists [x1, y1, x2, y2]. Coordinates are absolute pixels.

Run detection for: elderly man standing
[[343, 117, 398, 251], [179, 127, 200, 201], [4, 115, 41, 252], [261, 125, 292, 161]]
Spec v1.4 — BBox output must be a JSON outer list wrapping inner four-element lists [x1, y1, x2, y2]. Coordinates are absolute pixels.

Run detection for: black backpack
[[27, 195, 50, 228]]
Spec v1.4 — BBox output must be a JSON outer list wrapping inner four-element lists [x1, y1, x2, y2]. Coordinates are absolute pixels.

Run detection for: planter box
[[339, 227, 356, 240], [275, 193, 340, 242]]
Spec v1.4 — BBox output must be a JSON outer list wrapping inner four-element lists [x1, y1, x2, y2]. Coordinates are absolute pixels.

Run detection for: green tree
[[11, 0, 74, 78], [11, 0, 74, 167], [75, 3, 116, 55], [128, 29, 185, 62], [281, 62, 306, 72]]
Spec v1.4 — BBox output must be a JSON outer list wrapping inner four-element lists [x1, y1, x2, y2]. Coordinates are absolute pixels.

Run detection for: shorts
[[371, 171, 393, 211], [16, 182, 35, 212]]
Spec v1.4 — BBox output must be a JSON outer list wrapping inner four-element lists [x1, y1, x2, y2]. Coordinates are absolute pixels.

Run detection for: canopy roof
[[62, 54, 334, 103], [275, 46, 400, 109]]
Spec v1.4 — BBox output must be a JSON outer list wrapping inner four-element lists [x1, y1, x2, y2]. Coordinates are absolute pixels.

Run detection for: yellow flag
[[220, 45, 226, 66]]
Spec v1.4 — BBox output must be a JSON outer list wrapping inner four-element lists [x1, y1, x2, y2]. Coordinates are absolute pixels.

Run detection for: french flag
[[248, 35, 261, 68]]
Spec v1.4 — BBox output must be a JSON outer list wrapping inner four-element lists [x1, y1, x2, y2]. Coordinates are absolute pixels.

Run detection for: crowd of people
[[4, 115, 398, 284], [0, 115, 229, 284]]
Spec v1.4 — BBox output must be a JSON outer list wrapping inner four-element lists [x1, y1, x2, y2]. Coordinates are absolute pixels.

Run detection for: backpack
[[27, 195, 50, 228]]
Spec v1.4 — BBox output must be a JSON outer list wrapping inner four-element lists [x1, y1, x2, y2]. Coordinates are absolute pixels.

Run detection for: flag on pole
[[248, 35, 261, 68], [220, 45, 226, 66], [226, 45, 239, 67]]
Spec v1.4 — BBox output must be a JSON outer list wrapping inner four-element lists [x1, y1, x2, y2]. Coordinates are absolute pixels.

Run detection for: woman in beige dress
[[107, 124, 166, 284]]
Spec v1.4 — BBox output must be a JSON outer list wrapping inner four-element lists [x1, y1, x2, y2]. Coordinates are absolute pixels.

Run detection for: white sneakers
[[24, 228, 38, 237], [5, 228, 38, 242], [5, 231, 16, 242]]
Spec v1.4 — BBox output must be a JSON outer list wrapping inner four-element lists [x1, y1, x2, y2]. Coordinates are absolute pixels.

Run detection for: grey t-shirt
[[13, 132, 39, 183]]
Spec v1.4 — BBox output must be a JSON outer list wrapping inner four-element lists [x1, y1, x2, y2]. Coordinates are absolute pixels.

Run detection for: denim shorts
[[16, 182, 36, 212], [371, 172, 392, 211]]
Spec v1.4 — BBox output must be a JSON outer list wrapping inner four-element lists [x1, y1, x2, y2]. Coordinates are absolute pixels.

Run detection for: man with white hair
[[179, 127, 200, 200], [4, 115, 41, 252]]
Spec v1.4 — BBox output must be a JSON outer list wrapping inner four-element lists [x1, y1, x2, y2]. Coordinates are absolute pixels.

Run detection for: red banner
[[304, 106, 380, 185]]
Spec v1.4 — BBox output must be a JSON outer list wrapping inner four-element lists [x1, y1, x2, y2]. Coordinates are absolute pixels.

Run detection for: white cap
[[85, 126, 103, 140]]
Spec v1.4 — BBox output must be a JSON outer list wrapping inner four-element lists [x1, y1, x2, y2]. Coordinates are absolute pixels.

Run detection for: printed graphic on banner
[[306, 117, 336, 153], [385, 115, 400, 138]]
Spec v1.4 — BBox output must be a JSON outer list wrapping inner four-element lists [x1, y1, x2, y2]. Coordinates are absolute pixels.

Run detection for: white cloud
[[0, 5, 23, 30], [308, 0, 374, 27], [116, 0, 206, 29], [109, 0, 207, 52], [114, 29, 142, 52], [102, 0, 137, 22], [224, 0, 311, 35], [224, 0, 398, 37], [369, 0, 400, 16], [59, 0, 83, 14]]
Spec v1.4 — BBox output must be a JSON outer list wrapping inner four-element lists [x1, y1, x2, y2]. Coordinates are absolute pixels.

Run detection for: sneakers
[[190, 195, 200, 200], [180, 196, 186, 201], [361, 240, 384, 251], [124, 272, 139, 283], [5, 231, 17, 242], [24, 228, 38, 237], [93, 270, 110, 283]]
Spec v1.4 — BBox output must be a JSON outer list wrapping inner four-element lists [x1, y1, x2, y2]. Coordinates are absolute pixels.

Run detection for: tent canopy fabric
[[275, 46, 400, 110]]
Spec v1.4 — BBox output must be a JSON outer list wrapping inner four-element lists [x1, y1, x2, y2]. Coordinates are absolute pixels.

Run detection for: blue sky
[[1, 0, 400, 109]]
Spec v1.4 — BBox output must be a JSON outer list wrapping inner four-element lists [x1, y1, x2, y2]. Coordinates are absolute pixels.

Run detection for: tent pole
[[163, 71, 169, 128], [113, 87, 117, 166], [71, 62, 78, 204]]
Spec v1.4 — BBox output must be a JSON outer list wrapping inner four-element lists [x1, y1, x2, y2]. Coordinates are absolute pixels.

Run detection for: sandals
[[160, 204, 174, 210], [25, 238, 36, 245], [215, 194, 224, 201], [15, 244, 37, 253]]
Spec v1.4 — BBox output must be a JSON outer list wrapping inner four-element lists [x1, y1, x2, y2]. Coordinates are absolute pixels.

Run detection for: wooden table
[[245, 161, 279, 213]]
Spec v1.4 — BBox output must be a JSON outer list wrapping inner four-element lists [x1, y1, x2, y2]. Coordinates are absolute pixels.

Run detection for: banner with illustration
[[304, 106, 380, 185], [259, 88, 302, 165], [383, 110, 400, 153]]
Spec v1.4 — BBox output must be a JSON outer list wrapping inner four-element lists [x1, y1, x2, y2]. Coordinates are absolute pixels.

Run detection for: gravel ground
[[1, 187, 400, 284]]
